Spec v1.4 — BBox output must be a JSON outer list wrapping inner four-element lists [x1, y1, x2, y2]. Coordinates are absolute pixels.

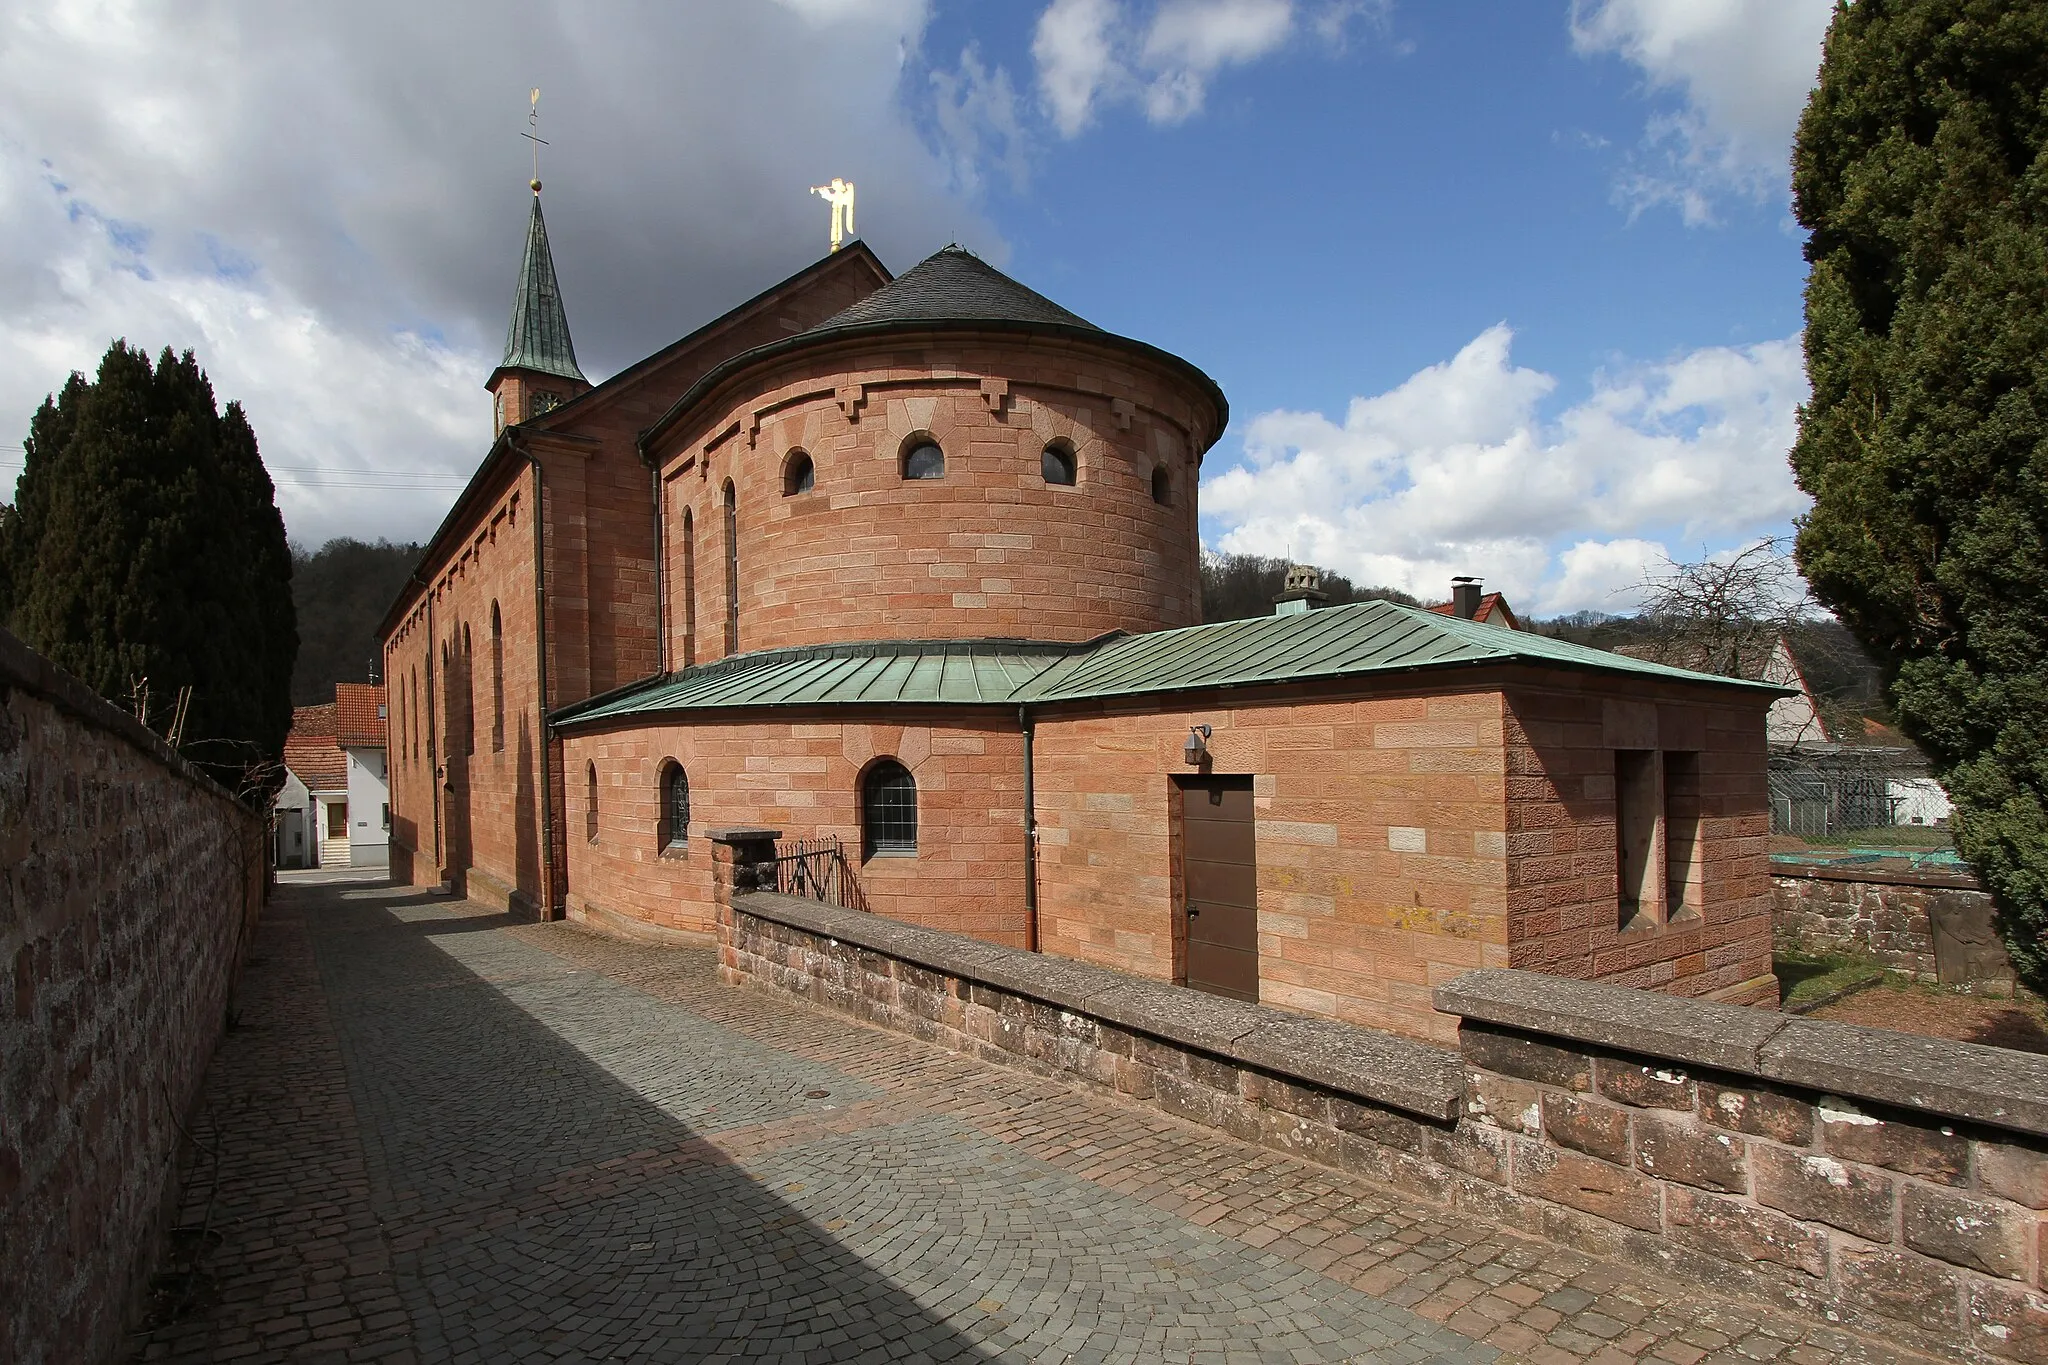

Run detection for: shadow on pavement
[[299, 881, 996, 1364]]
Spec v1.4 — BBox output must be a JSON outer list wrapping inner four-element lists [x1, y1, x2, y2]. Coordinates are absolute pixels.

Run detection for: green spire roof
[[500, 194, 585, 383]]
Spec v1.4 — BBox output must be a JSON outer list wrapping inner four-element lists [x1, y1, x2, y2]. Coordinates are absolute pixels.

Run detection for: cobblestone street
[[135, 876, 1941, 1364]]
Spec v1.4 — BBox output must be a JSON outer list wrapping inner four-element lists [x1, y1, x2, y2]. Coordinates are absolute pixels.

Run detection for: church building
[[380, 188, 1787, 1043]]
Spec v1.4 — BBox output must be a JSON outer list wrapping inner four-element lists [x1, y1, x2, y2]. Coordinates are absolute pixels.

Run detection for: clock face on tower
[[529, 390, 562, 417]]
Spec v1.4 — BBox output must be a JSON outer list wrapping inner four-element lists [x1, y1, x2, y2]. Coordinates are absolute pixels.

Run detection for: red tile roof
[[1426, 593, 1522, 631], [334, 683, 387, 749], [293, 702, 338, 737], [283, 735, 347, 793]]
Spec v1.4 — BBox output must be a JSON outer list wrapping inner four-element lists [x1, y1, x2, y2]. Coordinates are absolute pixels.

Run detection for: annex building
[[380, 191, 1786, 1043]]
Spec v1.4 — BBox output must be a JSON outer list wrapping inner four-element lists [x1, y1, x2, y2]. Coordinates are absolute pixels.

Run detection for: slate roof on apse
[[805, 245, 1098, 336], [553, 600, 1788, 727]]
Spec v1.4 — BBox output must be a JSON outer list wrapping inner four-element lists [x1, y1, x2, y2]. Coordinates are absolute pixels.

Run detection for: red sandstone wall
[[655, 332, 1212, 659], [559, 711, 1028, 944], [1030, 687, 1512, 1045], [383, 249, 890, 906], [1503, 680, 1775, 1003]]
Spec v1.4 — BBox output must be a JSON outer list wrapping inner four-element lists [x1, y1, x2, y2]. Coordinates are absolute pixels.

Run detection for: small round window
[[1151, 466, 1171, 506], [783, 450, 815, 496], [1041, 443, 1076, 486], [903, 441, 945, 480]]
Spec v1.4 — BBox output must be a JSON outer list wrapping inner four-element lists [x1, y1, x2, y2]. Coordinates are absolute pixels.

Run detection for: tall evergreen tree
[[0, 341, 296, 793], [1791, 0, 2048, 980]]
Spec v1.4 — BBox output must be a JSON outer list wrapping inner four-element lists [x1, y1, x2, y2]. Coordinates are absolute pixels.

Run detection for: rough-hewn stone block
[[1818, 1098, 1968, 1184], [1460, 1025, 1591, 1091], [1663, 1185, 1828, 1279], [1981, 1141, 2048, 1212], [1751, 1145, 1895, 1242], [1699, 1080, 1815, 1146], [1541, 1092, 1631, 1165], [1901, 1184, 2033, 1280], [1596, 1057, 1696, 1111], [1633, 1114, 1747, 1194], [1834, 1243, 1961, 1336], [1511, 1138, 1662, 1232]]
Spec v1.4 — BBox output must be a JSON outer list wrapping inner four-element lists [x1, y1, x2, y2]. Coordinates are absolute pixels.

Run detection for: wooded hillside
[[291, 537, 421, 705]]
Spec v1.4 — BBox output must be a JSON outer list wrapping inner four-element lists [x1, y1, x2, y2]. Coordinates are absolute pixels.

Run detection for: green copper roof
[[500, 195, 586, 383], [552, 601, 1786, 728]]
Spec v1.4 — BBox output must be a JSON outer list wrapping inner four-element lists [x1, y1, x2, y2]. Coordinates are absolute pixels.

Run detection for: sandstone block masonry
[[1773, 860, 2015, 988], [725, 885, 2048, 1363], [0, 629, 266, 1365]]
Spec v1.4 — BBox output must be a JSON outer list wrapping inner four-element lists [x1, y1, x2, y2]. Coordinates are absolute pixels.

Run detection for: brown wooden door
[[1177, 776, 1259, 1002]]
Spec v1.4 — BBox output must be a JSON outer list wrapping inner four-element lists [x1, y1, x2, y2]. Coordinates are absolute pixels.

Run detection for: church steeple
[[488, 187, 589, 434]]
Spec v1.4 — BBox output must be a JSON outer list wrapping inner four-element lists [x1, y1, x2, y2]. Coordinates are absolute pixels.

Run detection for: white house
[[277, 683, 388, 869]]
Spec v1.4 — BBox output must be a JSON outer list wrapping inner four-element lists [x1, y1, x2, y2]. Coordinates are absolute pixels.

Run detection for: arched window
[[410, 668, 420, 762], [782, 449, 815, 496], [1041, 441, 1076, 486], [586, 761, 598, 843], [901, 437, 945, 480], [489, 601, 504, 752], [862, 759, 917, 858], [723, 480, 739, 655], [659, 761, 690, 851], [1151, 466, 1171, 506], [681, 507, 697, 668], [462, 624, 474, 755]]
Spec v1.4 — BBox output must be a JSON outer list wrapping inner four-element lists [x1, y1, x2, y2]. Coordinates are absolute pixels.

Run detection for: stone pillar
[[709, 827, 781, 985]]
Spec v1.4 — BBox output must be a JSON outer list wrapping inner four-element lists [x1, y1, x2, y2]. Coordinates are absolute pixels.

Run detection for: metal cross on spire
[[523, 87, 548, 194]]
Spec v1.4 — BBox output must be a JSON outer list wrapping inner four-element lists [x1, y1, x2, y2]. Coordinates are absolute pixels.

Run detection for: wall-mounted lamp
[[1182, 724, 1212, 767]]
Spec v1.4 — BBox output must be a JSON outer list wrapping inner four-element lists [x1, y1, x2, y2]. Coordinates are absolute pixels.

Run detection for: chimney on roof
[[1273, 563, 1329, 616], [1451, 577, 1482, 620]]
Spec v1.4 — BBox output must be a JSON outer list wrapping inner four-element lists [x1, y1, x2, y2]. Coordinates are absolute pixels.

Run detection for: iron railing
[[769, 836, 870, 914]]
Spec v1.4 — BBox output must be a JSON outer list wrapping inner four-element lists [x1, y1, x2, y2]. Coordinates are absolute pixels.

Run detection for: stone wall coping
[[733, 892, 1464, 1121], [1769, 859, 1984, 891], [1436, 968, 2048, 1137], [0, 626, 255, 820], [707, 827, 783, 844]]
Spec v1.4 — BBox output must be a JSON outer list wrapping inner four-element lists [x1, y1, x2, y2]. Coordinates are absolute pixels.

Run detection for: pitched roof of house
[[497, 193, 585, 384], [554, 600, 1788, 727], [283, 735, 347, 793], [334, 683, 386, 748], [1425, 593, 1521, 631], [292, 701, 338, 737]]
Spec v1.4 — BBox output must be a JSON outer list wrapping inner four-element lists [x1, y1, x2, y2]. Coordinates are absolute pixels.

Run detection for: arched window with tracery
[[658, 760, 690, 851], [862, 759, 917, 858]]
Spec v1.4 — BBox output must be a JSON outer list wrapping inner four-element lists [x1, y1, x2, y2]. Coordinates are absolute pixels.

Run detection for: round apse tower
[[646, 245, 1229, 662]]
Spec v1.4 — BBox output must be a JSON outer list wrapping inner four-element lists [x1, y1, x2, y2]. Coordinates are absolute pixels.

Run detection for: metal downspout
[[422, 576, 441, 878], [1021, 704, 1038, 952], [516, 435, 560, 920]]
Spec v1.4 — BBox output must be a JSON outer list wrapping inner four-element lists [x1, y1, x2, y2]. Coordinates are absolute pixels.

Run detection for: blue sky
[[0, 0, 1833, 614]]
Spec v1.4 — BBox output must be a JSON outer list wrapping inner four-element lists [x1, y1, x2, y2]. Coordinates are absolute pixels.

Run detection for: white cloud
[[1200, 325, 1810, 613], [1570, 0, 1833, 222], [1033, 0, 1298, 136], [930, 45, 1032, 196], [0, 0, 997, 546]]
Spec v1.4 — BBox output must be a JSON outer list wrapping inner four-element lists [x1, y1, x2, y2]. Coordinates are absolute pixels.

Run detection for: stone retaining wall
[[0, 629, 267, 1365], [1773, 860, 2013, 988], [724, 881, 2048, 1362]]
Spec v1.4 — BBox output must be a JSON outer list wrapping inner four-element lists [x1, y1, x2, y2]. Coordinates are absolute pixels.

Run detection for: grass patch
[[1775, 952, 1888, 1013]]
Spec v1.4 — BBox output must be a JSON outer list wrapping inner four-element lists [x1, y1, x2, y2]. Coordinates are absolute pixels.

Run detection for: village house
[[277, 683, 388, 869], [380, 190, 1787, 1043]]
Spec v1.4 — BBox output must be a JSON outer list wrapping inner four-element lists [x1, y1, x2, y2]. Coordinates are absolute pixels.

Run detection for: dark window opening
[[681, 507, 697, 668], [1042, 443, 1076, 486], [783, 450, 815, 496], [489, 601, 504, 752], [723, 480, 739, 655], [660, 761, 691, 851], [462, 623, 474, 756], [902, 440, 945, 480], [1151, 466, 1171, 506], [586, 761, 598, 843], [862, 760, 918, 857]]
